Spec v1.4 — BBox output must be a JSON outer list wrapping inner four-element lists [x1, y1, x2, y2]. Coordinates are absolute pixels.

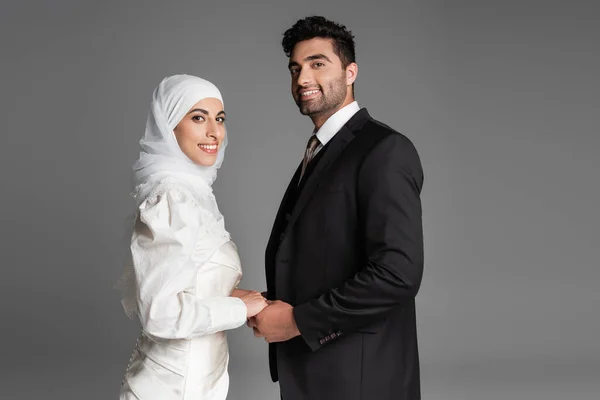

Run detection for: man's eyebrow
[[288, 53, 332, 69], [305, 53, 332, 63]]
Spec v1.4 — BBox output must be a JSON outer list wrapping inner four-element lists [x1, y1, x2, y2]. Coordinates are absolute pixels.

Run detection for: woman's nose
[[206, 121, 224, 141]]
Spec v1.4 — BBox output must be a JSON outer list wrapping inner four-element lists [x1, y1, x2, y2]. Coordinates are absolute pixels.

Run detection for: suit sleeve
[[293, 133, 424, 351], [131, 187, 247, 339]]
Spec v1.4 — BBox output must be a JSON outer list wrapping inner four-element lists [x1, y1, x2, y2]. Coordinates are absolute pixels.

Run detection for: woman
[[116, 74, 267, 399]]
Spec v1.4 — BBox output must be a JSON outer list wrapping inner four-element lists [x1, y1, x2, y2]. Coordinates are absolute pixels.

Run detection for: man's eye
[[315, 62, 325, 67], [290, 69, 299, 75]]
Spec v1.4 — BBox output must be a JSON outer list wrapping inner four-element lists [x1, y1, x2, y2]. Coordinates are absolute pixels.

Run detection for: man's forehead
[[290, 38, 336, 60]]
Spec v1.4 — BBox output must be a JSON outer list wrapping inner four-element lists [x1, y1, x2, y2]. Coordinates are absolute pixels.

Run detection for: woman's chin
[[193, 156, 217, 167]]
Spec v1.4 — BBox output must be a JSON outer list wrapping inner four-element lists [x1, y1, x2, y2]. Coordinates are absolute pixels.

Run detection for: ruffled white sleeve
[[130, 187, 247, 339]]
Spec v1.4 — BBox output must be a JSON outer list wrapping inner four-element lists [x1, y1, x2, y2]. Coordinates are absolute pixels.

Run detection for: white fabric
[[313, 101, 360, 155], [119, 219, 246, 400], [128, 182, 245, 339], [116, 75, 247, 399], [132, 74, 227, 204], [116, 74, 231, 319]]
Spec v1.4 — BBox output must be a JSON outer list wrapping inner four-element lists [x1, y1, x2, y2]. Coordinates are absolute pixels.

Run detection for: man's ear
[[346, 62, 358, 86]]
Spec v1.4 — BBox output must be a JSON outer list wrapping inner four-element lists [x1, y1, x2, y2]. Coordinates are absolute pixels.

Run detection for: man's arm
[[293, 133, 424, 351]]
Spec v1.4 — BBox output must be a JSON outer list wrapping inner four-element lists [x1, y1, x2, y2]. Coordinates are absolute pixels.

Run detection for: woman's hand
[[230, 288, 252, 297], [231, 289, 268, 318]]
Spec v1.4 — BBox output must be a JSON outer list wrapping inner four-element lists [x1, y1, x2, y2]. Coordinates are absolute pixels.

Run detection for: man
[[249, 16, 424, 400]]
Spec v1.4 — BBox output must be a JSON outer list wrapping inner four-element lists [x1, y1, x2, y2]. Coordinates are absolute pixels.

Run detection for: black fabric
[[264, 109, 424, 400]]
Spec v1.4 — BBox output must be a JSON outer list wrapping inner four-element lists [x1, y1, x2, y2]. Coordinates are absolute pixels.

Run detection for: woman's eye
[[192, 116, 205, 122], [216, 117, 226, 123]]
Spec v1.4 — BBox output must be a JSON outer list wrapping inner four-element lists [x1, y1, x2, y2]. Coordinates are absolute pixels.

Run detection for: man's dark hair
[[282, 16, 356, 68]]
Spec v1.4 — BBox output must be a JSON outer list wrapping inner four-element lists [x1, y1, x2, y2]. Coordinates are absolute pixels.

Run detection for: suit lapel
[[283, 125, 354, 237], [272, 108, 371, 255]]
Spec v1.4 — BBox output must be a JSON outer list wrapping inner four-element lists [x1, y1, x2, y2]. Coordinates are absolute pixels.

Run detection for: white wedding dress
[[118, 182, 247, 400]]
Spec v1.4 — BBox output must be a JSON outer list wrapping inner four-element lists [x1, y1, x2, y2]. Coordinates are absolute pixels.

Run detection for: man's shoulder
[[357, 116, 424, 181], [361, 116, 417, 152]]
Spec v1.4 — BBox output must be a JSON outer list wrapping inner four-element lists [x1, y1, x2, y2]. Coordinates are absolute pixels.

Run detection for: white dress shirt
[[313, 101, 360, 155]]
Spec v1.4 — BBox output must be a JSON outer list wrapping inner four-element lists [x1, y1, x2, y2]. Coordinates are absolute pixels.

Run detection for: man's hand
[[250, 300, 301, 343]]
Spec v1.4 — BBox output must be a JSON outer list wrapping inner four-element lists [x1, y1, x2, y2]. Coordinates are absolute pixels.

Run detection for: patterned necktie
[[298, 135, 321, 185]]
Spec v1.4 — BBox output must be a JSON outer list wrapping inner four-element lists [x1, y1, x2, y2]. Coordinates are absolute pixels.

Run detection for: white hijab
[[132, 74, 228, 203], [116, 74, 230, 319]]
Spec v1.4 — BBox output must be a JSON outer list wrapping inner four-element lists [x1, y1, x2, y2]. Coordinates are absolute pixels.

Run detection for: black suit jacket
[[265, 109, 424, 400]]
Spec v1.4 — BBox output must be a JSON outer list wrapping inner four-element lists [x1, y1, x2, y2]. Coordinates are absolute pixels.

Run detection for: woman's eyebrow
[[187, 108, 209, 115]]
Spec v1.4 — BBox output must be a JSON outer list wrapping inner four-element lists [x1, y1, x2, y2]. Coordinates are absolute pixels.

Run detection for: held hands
[[230, 289, 268, 319], [247, 300, 301, 343]]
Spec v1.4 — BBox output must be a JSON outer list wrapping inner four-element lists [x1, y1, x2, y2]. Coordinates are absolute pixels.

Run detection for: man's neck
[[310, 97, 355, 131]]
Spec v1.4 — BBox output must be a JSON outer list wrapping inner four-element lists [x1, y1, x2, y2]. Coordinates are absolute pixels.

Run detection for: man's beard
[[296, 74, 347, 117]]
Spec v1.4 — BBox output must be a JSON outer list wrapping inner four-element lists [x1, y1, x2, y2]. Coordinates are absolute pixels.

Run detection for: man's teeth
[[199, 144, 217, 150], [301, 90, 320, 97]]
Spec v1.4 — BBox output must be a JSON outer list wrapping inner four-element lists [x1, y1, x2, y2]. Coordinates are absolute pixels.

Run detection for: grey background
[[1, 0, 598, 399]]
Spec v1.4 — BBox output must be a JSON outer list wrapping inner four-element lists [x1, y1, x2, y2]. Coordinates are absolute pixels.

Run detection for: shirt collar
[[315, 101, 360, 146]]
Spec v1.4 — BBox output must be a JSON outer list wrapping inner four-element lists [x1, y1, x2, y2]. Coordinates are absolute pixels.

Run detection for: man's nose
[[297, 68, 314, 87]]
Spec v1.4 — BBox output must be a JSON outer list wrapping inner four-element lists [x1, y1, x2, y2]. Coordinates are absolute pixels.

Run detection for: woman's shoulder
[[137, 175, 214, 207], [142, 179, 196, 207], [134, 175, 229, 240]]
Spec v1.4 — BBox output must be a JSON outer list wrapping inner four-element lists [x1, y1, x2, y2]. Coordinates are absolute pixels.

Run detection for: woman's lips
[[198, 143, 218, 154]]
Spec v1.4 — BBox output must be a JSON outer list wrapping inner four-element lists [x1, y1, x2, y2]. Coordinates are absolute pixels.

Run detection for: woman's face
[[173, 97, 226, 166]]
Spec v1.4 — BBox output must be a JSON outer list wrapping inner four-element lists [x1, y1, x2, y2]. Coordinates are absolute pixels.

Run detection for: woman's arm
[[131, 186, 247, 339]]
